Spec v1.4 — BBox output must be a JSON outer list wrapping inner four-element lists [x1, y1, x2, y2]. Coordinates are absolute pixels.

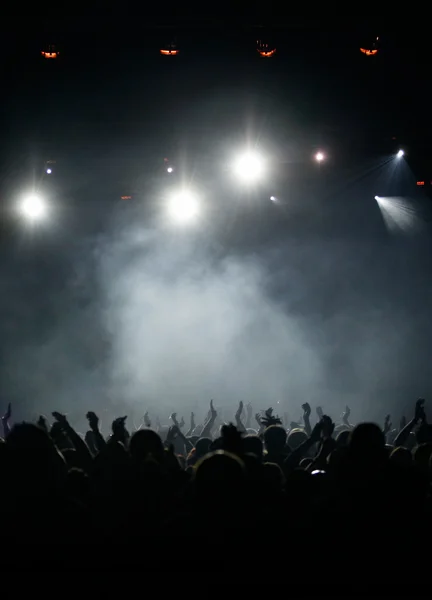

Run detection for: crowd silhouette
[[1, 397, 431, 576]]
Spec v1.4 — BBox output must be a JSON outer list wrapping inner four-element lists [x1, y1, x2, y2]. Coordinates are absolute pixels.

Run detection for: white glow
[[232, 151, 265, 183], [167, 167, 173, 173], [167, 190, 199, 223], [315, 152, 324, 162], [270, 196, 277, 202], [397, 150, 404, 158], [46, 168, 52, 174], [375, 195, 421, 234], [19, 194, 47, 221]]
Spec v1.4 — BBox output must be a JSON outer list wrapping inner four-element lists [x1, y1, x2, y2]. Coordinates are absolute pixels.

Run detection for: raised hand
[[190, 412, 195, 430], [2, 403, 11, 423], [261, 407, 282, 427], [302, 403, 311, 418], [210, 399, 217, 418], [383, 414, 392, 435], [235, 401, 244, 418], [143, 411, 151, 427], [170, 412, 179, 425], [166, 424, 180, 442], [112, 416, 127, 436], [52, 411, 69, 427], [341, 405, 351, 426], [179, 416, 185, 429], [86, 411, 99, 431], [321, 415, 335, 440], [37, 415, 48, 432], [316, 406, 323, 419], [415, 399, 426, 422]]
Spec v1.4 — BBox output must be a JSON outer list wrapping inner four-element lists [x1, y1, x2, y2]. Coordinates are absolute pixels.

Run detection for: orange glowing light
[[359, 47, 378, 56], [257, 40, 276, 58], [121, 196, 132, 200], [41, 45, 59, 59], [258, 49, 276, 58], [160, 48, 179, 56], [416, 181, 425, 186]]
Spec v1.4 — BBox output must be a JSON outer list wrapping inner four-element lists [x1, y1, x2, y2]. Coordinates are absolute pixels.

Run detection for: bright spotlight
[[374, 196, 380, 200], [315, 152, 325, 162], [19, 194, 47, 221], [270, 196, 277, 202], [397, 149, 404, 158], [167, 189, 199, 223], [232, 151, 265, 184], [46, 168, 52, 174], [167, 167, 173, 173]]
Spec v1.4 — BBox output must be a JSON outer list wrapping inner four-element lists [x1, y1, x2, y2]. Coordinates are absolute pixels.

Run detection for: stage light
[[315, 152, 325, 162], [270, 196, 277, 202], [167, 189, 200, 223], [167, 167, 173, 173], [397, 149, 404, 158], [18, 194, 47, 222], [46, 168, 52, 174], [232, 151, 265, 184], [374, 195, 390, 207]]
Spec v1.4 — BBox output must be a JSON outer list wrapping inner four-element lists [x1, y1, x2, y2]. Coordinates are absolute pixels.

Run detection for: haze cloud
[[100, 225, 323, 420], [3, 212, 432, 426]]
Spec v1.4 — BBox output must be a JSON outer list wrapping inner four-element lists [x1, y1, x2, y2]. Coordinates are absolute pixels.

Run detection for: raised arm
[[394, 399, 424, 448], [1, 403, 12, 438], [235, 401, 246, 433], [302, 402, 312, 437], [86, 411, 106, 453], [200, 400, 217, 439], [245, 403, 252, 429], [341, 405, 352, 428], [185, 412, 196, 437], [284, 419, 323, 472], [52, 411, 93, 471]]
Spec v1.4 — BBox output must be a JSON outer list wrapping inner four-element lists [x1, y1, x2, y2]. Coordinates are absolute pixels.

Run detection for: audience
[[1, 398, 431, 576]]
